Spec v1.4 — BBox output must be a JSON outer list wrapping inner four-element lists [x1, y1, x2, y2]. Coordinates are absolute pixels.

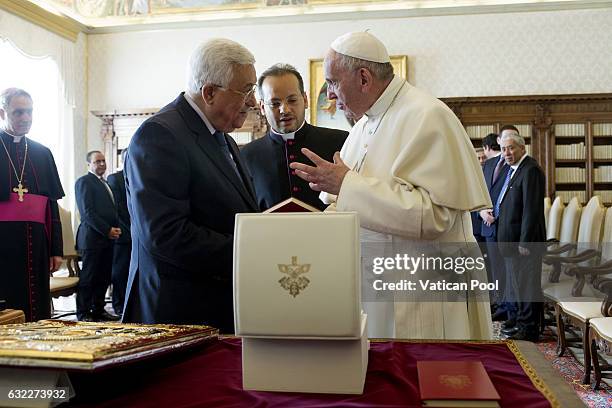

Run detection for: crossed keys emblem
[[277, 256, 311, 297]]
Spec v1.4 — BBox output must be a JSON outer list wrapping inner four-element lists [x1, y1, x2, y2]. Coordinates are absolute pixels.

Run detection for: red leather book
[[417, 361, 501, 407], [263, 197, 321, 213]]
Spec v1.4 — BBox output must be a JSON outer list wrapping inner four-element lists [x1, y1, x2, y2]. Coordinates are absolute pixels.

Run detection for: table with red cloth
[[69, 338, 583, 408]]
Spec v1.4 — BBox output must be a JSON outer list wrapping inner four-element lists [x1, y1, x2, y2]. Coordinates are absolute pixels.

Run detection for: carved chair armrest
[[594, 278, 612, 295], [569, 261, 612, 277], [545, 243, 576, 256], [587, 259, 612, 270], [545, 239, 560, 247], [544, 247, 591, 265], [569, 266, 612, 297], [593, 278, 612, 317], [557, 249, 600, 265]]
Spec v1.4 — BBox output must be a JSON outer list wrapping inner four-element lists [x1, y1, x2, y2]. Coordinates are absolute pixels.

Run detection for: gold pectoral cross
[[13, 183, 28, 202]]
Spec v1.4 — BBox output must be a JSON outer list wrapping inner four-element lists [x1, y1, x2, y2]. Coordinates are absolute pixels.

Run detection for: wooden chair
[[546, 196, 564, 242], [588, 278, 612, 389], [50, 206, 80, 316], [554, 205, 611, 383], [543, 197, 585, 284], [540, 197, 582, 331], [544, 197, 605, 301]]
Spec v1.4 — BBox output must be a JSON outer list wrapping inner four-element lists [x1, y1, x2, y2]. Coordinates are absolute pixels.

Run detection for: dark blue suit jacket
[[107, 170, 131, 244], [122, 93, 259, 332], [481, 155, 509, 238], [497, 155, 546, 249], [75, 172, 119, 250]]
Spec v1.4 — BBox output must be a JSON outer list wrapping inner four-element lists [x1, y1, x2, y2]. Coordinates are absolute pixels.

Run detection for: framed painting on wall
[[309, 55, 408, 130]]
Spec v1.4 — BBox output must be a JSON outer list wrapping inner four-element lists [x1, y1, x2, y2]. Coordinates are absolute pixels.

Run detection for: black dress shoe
[[491, 310, 508, 321], [501, 326, 520, 335], [502, 319, 516, 330], [78, 313, 95, 322], [93, 310, 121, 321], [506, 330, 539, 342]]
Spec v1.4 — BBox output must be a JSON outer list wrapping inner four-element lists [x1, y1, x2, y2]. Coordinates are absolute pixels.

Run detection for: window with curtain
[[0, 38, 62, 178]]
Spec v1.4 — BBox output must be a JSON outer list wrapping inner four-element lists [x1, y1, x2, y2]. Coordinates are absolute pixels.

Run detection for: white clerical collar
[[509, 153, 529, 176], [184, 92, 217, 135], [364, 75, 404, 118], [2, 129, 26, 143], [270, 121, 306, 141]]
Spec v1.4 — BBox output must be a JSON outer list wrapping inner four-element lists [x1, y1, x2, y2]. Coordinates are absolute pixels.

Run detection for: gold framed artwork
[[309, 55, 408, 129]]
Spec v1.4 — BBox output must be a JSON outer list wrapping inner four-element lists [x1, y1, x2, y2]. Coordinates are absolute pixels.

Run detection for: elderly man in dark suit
[[75, 151, 122, 322], [122, 38, 259, 333], [479, 130, 512, 321], [496, 132, 545, 342], [107, 149, 130, 317], [242, 63, 347, 211]]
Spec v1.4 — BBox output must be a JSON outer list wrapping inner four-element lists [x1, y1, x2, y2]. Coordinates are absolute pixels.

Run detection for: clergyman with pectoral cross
[[0, 88, 65, 321]]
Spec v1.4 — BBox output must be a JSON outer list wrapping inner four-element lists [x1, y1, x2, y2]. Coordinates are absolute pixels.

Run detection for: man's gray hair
[[500, 132, 526, 147], [185, 38, 255, 98], [0, 88, 32, 110], [333, 52, 394, 81]]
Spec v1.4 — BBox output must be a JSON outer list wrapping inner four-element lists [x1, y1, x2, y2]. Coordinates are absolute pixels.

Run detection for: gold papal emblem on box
[[278, 256, 311, 297]]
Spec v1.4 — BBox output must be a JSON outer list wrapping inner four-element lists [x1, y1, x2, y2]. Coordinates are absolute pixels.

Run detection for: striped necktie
[[492, 156, 505, 183], [99, 177, 115, 204], [494, 167, 514, 218], [213, 131, 244, 184]]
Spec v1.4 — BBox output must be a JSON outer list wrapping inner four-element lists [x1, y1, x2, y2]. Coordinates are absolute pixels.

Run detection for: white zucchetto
[[330, 31, 390, 63]]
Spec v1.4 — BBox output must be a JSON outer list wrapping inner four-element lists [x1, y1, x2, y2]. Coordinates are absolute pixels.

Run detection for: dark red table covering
[[70, 338, 553, 408]]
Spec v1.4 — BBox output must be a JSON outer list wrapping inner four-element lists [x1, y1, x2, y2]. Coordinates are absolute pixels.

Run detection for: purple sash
[[0, 193, 48, 224]]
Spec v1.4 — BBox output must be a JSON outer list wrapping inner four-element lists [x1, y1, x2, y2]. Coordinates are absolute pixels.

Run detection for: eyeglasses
[[213, 84, 257, 101], [262, 96, 302, 111]]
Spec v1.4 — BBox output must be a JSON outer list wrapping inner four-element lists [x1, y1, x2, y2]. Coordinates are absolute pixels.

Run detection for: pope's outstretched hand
[[289, 148, 350, 195]]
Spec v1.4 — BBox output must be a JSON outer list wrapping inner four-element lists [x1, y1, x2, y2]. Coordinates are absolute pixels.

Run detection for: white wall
[[86, 7, 612, 148]]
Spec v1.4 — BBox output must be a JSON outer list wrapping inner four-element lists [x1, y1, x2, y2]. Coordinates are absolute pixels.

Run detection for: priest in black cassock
[[241, 63, 347, 211], [0, 88, 64, 321]]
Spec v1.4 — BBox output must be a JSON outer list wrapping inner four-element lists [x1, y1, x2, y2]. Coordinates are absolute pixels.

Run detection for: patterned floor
[[493, 322, 612, 407], [536, 337, 612, 408]]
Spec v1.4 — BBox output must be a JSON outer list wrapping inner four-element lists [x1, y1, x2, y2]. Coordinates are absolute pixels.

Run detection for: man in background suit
[[479, 130, 511, 319], [122, 38, 259, 333], [496, 131, 545, 341], [107, 149, 130, 316], [75, 151, 121, 322], [470, 146, 488, 243], [242, 63, 347, 211]]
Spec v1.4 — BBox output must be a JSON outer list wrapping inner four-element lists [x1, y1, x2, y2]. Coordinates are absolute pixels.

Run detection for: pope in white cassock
[[290, 31, 494, 340]]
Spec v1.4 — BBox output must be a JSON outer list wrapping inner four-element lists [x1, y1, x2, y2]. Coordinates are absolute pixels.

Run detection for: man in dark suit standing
[[122, 38, 259, 333], [479, 130, 511, 319], [241, 63, 347, 211], [496, 131, 545, 341], [75, 151, 122, 321], [107, 149, 130, 316]]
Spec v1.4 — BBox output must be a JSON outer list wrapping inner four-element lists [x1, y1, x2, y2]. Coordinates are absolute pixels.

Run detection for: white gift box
[[242, 313, 369, 394], [233, 212, 361, 339]]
